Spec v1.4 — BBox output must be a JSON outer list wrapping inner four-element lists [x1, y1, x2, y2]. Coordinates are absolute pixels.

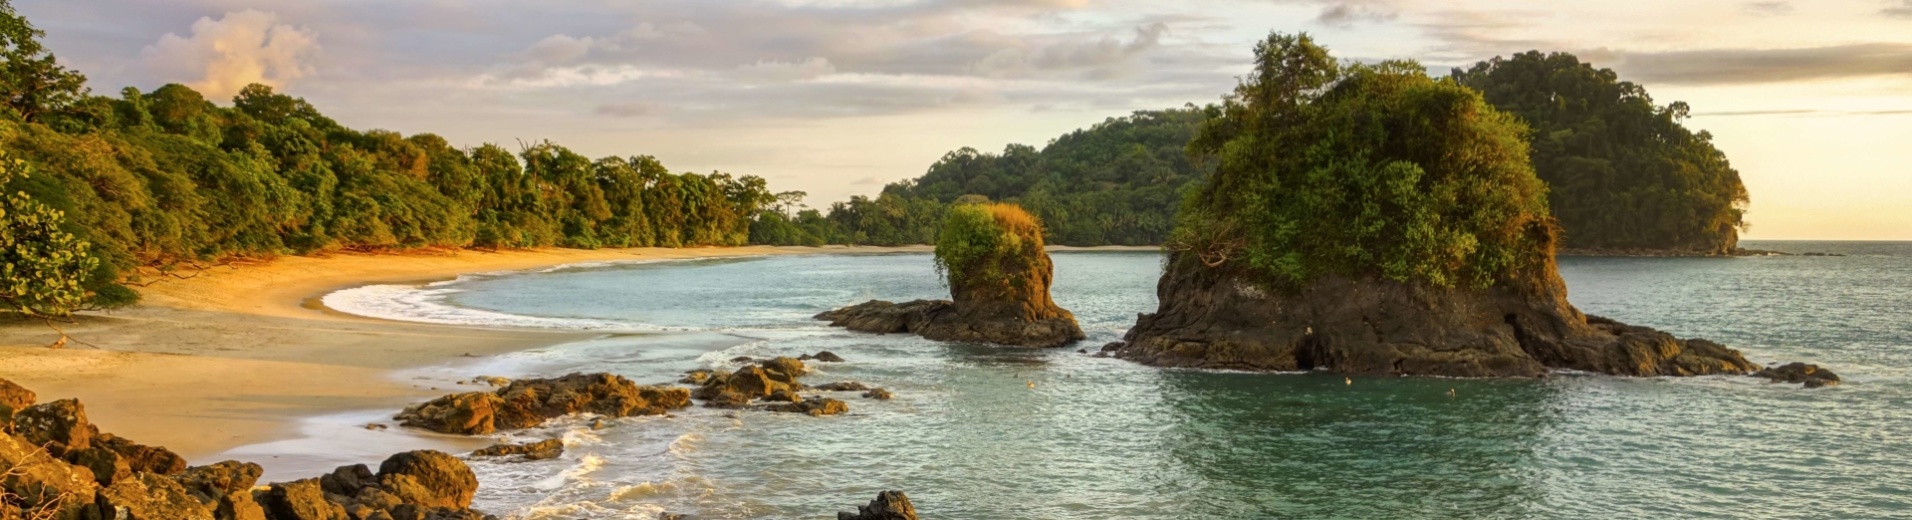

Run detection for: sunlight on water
[[340, 244, 1912, 519]]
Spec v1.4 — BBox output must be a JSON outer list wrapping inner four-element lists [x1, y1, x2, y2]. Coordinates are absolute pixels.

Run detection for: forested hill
[[1453, 52, 1750, 254], [748, 108, 1212, 247]]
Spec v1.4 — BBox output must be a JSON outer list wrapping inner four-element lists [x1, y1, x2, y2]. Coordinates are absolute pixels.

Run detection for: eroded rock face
[[766, 398, 849, 417], [396, 373, 690, 435], [837, 490, 918, 520], [0, 377, 34, 415], [1108, 257, 1761, 378], [12, 399, 94, 457], [1, 432, 101, 520], [98, 471, 217, 520]]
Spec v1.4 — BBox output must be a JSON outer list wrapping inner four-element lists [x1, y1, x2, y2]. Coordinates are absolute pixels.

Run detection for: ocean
[[272, 241, 1910, 519]]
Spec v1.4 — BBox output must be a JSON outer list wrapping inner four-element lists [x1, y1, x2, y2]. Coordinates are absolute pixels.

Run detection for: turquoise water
[[332, 241, 1912, 519]]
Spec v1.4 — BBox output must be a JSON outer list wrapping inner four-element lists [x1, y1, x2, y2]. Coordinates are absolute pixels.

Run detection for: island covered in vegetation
[[1101, 33, 1762, 378]]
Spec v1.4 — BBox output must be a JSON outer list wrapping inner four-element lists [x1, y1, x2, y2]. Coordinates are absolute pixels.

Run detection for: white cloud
[[140, 10, 318, 100], [736, 57, 838, 82]]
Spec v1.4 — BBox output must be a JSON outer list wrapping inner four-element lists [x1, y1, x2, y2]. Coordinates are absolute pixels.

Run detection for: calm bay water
[[325, 241, 1912, 519]]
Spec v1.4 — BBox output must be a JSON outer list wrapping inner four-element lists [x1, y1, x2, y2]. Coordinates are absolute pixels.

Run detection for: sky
[[16, 0, 1912, 240]]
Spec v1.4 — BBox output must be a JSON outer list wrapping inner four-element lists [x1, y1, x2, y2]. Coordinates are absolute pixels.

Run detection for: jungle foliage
[[1452, 51, 1749, 253], [1173, 33, 1556, 289], [933, 203, 1048, 301]]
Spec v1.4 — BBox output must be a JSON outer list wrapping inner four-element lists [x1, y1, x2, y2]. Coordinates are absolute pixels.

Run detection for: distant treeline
[[748, 108, 1212, 247], [766, 51, 1750, 254]]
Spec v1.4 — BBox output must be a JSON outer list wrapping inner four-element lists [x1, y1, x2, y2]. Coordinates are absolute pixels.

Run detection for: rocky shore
[[1, 377, 495, 520], [816, 298, 1084, 348]]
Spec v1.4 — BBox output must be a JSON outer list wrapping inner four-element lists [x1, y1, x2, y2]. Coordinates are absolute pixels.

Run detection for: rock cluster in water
[[1106, 257, 1769, 378], [0, 377, 494, 520], [396, 373, 691, 434], [1754, 362, 1842, 388], [684, 357, 864, 416], [836, 490, 919, 520]]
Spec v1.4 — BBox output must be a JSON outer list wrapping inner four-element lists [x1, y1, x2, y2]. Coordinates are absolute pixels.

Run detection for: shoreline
[[0, 244, 1143, 464]]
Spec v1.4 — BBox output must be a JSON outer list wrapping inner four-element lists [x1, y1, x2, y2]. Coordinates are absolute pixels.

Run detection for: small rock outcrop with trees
[[818, 203, 1083, 348]]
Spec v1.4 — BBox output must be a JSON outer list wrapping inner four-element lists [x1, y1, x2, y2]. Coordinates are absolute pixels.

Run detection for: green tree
[[1452, 51, 1749, 253], [0, 0, 87, 123], [0, 152, 97, 317], [1176, 33, 1554, 289]]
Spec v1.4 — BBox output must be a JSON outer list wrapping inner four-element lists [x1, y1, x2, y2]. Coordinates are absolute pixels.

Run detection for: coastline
[[0, 244, 1143, 463], [0, 245, 947, 463]]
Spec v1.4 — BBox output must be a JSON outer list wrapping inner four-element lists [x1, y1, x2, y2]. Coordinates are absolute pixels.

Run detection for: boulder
[[818, 299, 1084, 349], [393, 392, 506, 435], [174, 461, 267, 520], [861, 388, 894, 401], [813, 382, 870, 392], [66, 446, 130, 486], [11, 399, 95, 456], [836, 490, 918, 520], [398, 374, 689, 435], [375, 451, 478, 510], [318, 464, 377, 497], [798, 351, 846, 363], [470, 439, 564, 461], [1, 432, 101, 520], [96, 432, 187, 475], [1754, 362, 1842, 388], [766, 398, 848, 417], [0, 377, 33, 416], [693, 367, 787, 402], [679, 370, 716, 385], [760, 357, 808, 385], [259, 479, 350, 520], [97, 471, 217, 520]]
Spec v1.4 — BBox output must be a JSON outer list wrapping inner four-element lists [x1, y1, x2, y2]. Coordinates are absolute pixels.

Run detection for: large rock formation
[[819, 203, 1084, 348], [0, 377, 496, 520], [1104, 34, 1762, 379], [1108, 261, 1760, 378], [396, 373, 690, 435]]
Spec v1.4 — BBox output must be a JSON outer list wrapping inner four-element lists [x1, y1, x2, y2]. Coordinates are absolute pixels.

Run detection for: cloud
[[850, 176, 883, 185], [1317, 2, 1398, 27], [736, 57, 837, 82], [595, 102, 662, 118], [1742, 1, 1794, 16], [970, 23, 1169, 78], [1602, 43, 1912, 85], [140, 10, 318, 99], [1694, 108, 1912, 117], [1886, 0, 1912, 18]]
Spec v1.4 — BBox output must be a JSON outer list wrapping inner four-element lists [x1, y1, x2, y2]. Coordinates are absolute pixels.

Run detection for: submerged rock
[[396, 373, 690, 435], [1754, 363, 1842, 388], [861, 388, 894, 400], [799, 351, 846, 363], [472, 439, 565, 461], [836, 490, 918, 520], [813, 382, 871, 392], [766, 398, 849, 417]]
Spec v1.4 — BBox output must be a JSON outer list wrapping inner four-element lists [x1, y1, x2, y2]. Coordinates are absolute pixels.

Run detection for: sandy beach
[[0, 245, 950, 461]]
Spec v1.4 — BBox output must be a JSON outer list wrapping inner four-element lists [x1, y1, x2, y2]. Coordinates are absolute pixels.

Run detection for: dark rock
[[692, 367, 788, 402], [397, 373, 690, 434], [470, 439, 564, 461], [375, 450, 478, 510], [836, 490, 917, 520], [1754, 362, 1842, 388], [319, 464, 376, 496], [66, 446, 130, 486], [729, 356, 756, 363], [260, 479, 350, 520], [798, 351, 846, 363], [1114, 260, 1759, 378], [862, 388, 894, 400], [95, 432, 188, 475], [763, 388, 803, 403], [97, 471, 217, 520], [818, 298, 1085, 349], [766, 398, 848, 417], [701, 389, 753, 409], [814, 382, 870, 392], [11, 398, 95, 456]]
